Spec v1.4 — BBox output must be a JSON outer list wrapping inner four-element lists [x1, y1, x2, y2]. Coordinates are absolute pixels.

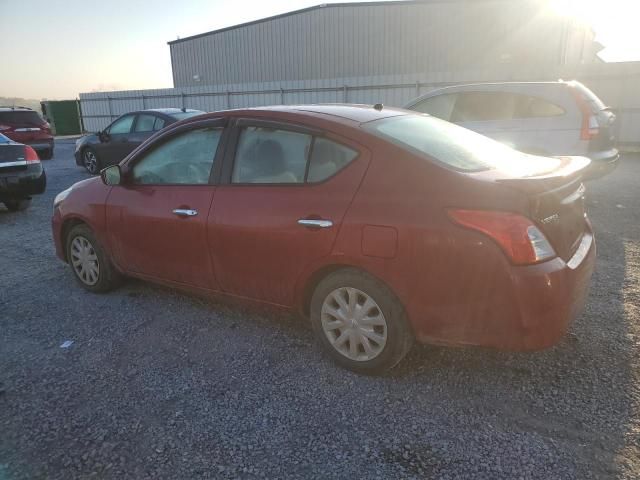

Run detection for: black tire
[[3, 198, 31, 211], [310, 268, 413, 374], [65, 224, 122, 293], [82, 147, 101, 175], [39, 148, 53, 160]]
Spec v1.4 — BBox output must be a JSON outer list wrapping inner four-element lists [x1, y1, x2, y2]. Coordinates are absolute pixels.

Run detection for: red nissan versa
[[51, 105, 595, 373]]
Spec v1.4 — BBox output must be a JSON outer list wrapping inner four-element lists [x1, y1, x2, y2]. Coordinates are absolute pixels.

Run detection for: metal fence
[[79, 62, 640, 147]]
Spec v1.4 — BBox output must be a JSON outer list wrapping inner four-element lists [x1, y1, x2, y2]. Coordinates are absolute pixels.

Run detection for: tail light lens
[[42, 122, 52, 134], [448, 209, 556, 265], [0, 124, 12, 132], [24, 145, 40, 164], [571, 88, 599, 140]]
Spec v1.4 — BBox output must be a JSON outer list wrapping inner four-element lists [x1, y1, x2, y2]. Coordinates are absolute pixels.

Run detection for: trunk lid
[[493, 155, 590, 261], [0, 144, 28, 172]]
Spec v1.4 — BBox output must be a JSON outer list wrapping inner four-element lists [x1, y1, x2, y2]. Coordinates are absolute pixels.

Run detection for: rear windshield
[[0, 133, 10, 142], [0, 110, 44, 125], [169, 110, 205, 121], [364, 114, 561, 175]]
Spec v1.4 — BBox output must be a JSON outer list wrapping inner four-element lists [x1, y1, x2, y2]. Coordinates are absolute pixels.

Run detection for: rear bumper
[[584, 148, 619, 179], [413, 231, 596, 351], [0, 164, 47, 199], [27, 141, 54, 152]]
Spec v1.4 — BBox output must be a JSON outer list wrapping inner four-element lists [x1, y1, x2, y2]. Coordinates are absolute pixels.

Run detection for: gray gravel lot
[[1, 141, 639, 479]]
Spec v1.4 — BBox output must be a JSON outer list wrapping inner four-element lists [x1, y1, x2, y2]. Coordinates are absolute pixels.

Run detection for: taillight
[[0, 124, 12, 132], [24, 145, 40, 164], [571, 88, 599, 140], [448, 209, 556, 265], [42, 122, 52, 134]]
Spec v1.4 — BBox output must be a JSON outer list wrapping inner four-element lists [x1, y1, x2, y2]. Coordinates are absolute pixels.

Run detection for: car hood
[[76, 133, 99, 149]]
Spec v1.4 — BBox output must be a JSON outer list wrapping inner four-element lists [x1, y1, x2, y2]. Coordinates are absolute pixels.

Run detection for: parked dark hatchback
[[53, 105, 595, 373], [74, 108, 205, 174]]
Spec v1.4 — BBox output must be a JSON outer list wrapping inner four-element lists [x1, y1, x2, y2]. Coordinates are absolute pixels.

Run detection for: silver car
[[404, 81, 619, 178]]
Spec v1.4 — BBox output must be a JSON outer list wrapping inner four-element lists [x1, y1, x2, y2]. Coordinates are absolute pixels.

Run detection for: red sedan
[[52, 105, 595, 373]]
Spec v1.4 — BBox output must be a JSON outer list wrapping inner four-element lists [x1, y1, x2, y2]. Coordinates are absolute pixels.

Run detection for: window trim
[[121, 118, 229, 186], [221, 118, 362, 187]]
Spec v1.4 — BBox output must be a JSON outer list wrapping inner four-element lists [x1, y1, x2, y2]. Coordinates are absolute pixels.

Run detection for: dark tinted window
[[232, 127, 311, 184], [451, 92, 518, 122], [307, 138, 358, 183], [132, 127, 222, 185], [108, 115, 135, 135], [134, 114, 157, 133], [0, 110, 44, 125]]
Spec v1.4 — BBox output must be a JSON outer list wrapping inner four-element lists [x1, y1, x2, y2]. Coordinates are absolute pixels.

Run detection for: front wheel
[[66, 224, 122, 292], [82, 147, 101, 175], [3, 198, 31, 211], [310, 268, 413, 374]]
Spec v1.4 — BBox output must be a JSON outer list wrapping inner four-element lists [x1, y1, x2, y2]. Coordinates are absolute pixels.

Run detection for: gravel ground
[[1, 141, 639, 479]]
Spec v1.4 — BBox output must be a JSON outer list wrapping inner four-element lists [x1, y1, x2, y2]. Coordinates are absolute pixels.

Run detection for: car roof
[[221, 104, 408, 124], [142, 108, 203, 115], [0, 106, 36, 112]]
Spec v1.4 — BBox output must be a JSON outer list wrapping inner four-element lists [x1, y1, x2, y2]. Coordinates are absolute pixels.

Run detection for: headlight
[[54, 187, 72, 209]]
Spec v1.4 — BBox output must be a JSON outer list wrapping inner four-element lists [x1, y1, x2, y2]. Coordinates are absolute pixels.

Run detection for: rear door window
[[513, 96, 565, 118], [134, 114, 157, 133], [232, 127, 311, 184], [411, 94, 457, 121], [451, 92, 518, 122], [153, 117, 166, 131]]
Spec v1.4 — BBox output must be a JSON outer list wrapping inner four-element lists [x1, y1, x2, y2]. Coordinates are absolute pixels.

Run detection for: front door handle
[[173, 208, 198, 217], [298, 218, 333, 229]]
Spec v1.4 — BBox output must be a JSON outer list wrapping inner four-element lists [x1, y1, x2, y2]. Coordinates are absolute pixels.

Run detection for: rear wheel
[[310, 268, 413, 374], [3, 198, 31, 211], [82, 147, 101, 175], [66, 224, 122, 292]]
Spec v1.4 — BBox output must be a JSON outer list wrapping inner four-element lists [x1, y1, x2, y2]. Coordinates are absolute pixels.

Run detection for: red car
[[51, 105, 595, 373], [0, 107, 54, 159]]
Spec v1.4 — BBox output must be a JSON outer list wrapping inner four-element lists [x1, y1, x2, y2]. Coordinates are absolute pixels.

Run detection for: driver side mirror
[[98, 130, 110, 142], [101, 165, 122, 186]]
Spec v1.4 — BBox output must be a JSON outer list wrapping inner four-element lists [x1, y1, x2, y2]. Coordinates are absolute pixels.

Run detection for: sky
[[1, 0, 639, 100]]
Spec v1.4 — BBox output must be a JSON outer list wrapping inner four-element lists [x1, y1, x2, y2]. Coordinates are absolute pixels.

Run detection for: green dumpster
[[40, 100, 83, 135]]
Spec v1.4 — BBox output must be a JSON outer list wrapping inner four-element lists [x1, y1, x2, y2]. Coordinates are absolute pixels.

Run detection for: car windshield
[[169, 110, 205, 121], [364, 114, 562, 177]]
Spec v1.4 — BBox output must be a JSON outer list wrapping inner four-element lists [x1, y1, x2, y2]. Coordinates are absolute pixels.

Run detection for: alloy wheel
[[70, 236, 100, 286], [321, 287, 388, 361], [83, 150, 98, 174]]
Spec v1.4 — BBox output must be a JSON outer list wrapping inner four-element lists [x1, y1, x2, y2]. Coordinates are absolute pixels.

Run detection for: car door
[[105, 118, 227, 290], [209, 119, 369, 307], [95, 114, 136, 166]]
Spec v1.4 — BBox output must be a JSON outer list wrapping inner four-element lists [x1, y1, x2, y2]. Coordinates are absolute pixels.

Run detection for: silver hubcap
[[84, 150, 97, 173], [321, 287, 388, 361], [70, 236, 100, 285]]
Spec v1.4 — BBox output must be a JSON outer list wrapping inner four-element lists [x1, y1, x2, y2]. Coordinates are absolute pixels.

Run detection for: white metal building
[[169, 0, 599, 89]]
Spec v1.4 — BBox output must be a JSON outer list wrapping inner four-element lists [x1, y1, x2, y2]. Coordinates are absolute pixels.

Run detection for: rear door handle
[[173, 208, 198, 217], [298, 218, 333, 229]]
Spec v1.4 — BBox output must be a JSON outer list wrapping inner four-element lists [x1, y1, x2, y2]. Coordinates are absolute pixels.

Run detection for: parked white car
[[404, 81, 619, 178]]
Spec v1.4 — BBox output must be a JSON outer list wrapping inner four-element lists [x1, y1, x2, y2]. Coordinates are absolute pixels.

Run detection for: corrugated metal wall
[[79, 62, 640, 146], [169, 1, 585, 89]]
